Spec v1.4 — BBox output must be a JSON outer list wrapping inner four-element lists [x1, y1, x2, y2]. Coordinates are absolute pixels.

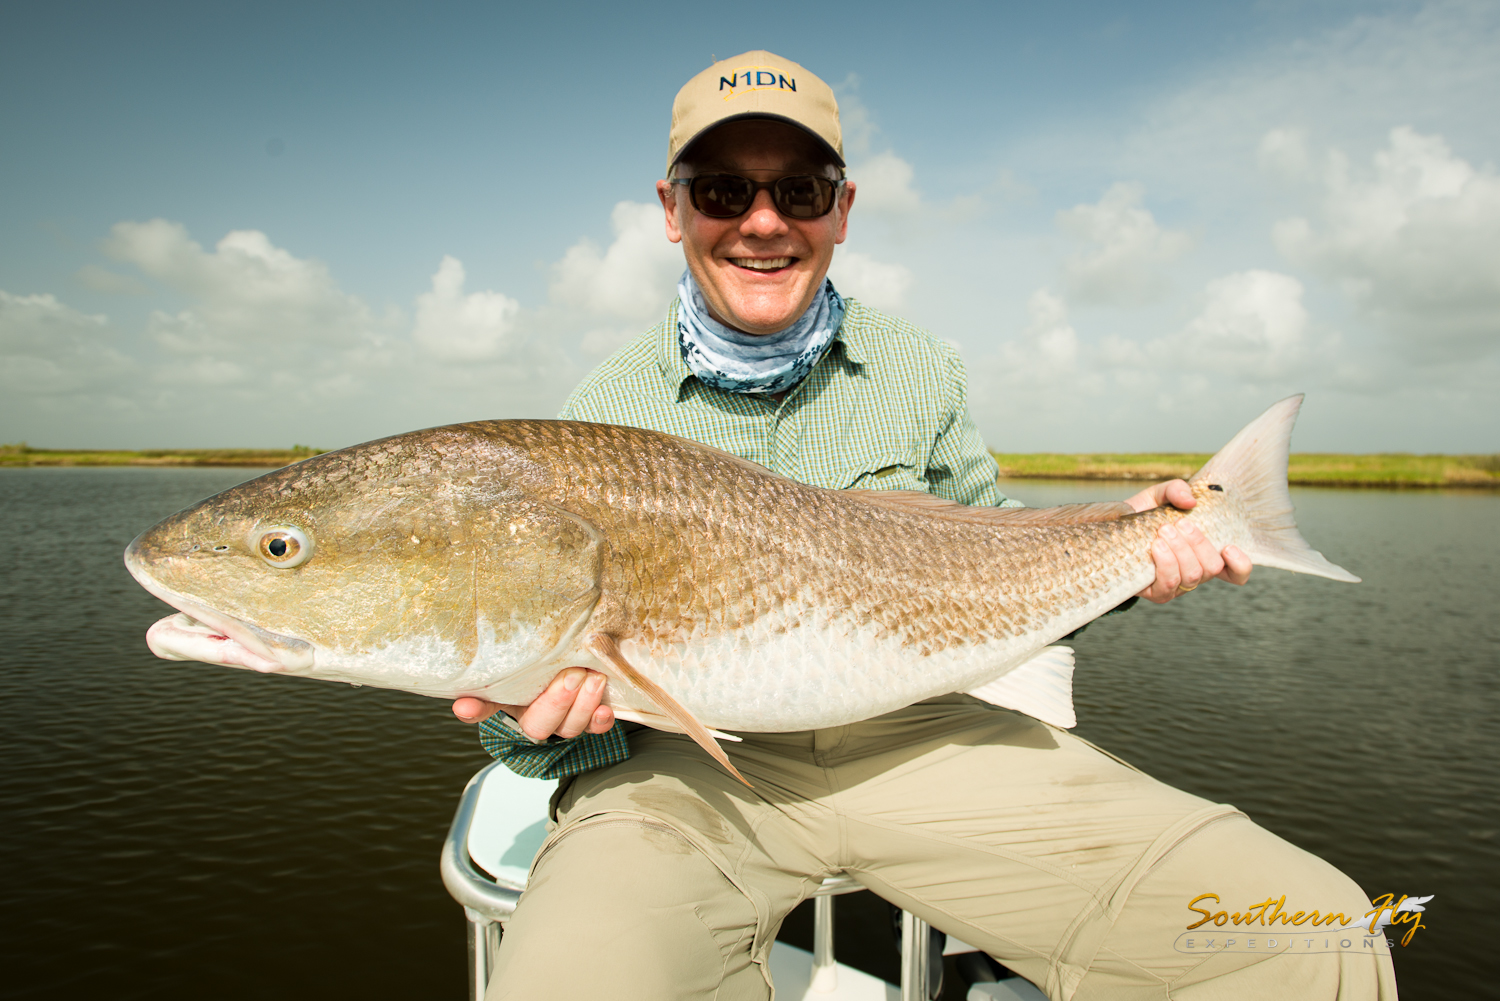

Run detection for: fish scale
[[125, 397, 1358, 779]]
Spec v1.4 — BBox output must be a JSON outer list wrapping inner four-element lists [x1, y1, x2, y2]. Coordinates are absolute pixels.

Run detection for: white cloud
[[1056, 183, 1192, 305], [1007, 289, 1080, 380], [103, 219, 386, 356], [828, 249, 913, 312], [976, 289, 1085, 399], [943, 4, 1500, 450], [1271, 126, 1500, 359], [549, 201, 682, 353], [849, 151, 923, 217], [1257, 128, 1311, 182], [413, 256, 521, 362], [74, 264, 148, 296], [1150, 270, 1317, 379], [1110, 1, 1500, 204], [0, 291, 134, 399], [75, 220, 574, 437], [970, 273, 1333, 444], [833, 74, 877, 159]]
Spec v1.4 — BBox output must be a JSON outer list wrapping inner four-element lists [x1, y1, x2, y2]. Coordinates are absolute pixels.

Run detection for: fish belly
[[616, 605, 1043, 732]]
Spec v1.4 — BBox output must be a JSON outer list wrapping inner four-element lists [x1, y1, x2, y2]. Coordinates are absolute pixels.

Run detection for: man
[[454, 52, 1396, 1000]]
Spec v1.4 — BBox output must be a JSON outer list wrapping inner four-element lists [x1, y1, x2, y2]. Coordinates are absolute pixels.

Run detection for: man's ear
[[833, 181, 856, 245], [656, 179, 685, 245]]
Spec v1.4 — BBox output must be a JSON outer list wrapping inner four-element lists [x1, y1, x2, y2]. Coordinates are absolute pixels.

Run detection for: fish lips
[[125, 538, 315, 675]]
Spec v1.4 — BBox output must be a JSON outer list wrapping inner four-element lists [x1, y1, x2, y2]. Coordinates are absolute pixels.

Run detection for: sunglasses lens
[[774, 176, 834, 218], [687, 174, 838, 219], [692, 175, 755, 218]]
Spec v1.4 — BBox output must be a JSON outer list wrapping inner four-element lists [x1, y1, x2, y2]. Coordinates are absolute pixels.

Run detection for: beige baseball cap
[[667, 50, 844, 174]]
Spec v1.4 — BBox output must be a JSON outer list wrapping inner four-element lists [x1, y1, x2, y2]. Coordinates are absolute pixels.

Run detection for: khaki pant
[[489, 696, 1397, 1000]]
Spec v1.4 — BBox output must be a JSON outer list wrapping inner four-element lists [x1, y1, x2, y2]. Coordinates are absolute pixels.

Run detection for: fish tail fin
[[1191, 395, 1360, 583]]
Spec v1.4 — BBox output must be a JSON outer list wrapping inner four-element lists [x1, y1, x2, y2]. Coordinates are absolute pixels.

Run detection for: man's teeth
[[732, 257, 793, 271]]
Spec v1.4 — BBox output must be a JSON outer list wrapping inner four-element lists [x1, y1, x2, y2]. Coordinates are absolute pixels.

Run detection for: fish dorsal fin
[[845, 490, 1134, 527], [964, 646, 1077, 728], [584, 633, 751, 787]]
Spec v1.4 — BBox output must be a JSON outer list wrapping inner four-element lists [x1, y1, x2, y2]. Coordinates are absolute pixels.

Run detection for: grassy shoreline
[[4, 444, 1496, 488], [992, 452, 1500, 488], [0, 445, 325, 468]]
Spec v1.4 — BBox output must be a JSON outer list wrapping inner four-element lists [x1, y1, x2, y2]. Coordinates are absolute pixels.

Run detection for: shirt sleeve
[[477, 712, 632, 779], [927, 353, 1020, 508]]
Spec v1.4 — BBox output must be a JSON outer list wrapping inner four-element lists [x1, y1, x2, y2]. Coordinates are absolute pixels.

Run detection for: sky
[[2, 0, 1497, 453]]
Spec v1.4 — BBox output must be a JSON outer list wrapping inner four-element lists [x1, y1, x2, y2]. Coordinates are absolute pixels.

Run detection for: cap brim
[[672, 113, 846, 170]]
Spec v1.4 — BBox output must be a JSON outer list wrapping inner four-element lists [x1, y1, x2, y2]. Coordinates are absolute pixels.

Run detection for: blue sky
[[3, 0, 1497, 452]]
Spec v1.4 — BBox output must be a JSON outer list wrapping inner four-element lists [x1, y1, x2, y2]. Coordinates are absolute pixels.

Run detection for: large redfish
[[125, 396, 1356, 781]]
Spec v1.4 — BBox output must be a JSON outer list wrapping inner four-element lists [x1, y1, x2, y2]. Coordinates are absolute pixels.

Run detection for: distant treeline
[[992, 452, 1500, 488], [0, 444, 325, 468]]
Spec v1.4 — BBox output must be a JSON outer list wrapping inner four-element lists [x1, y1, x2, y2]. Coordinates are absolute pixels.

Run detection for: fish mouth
[[125, 541, 315, 674]]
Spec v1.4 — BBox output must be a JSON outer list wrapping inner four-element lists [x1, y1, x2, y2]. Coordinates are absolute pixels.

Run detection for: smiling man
[[455, 52, 1395, 1001]]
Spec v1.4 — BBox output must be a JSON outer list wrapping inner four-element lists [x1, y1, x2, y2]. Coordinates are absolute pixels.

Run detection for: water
[[1, 469, 1496, 999]]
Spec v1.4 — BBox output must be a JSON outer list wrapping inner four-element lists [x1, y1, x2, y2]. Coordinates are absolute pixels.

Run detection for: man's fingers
[[510, 669, 578, 740], [1125, 478, 1196, 514], [1219, 544, 1253, 585], [587, 704, 616, 734], [1162, 479, 1197, 511], [1125, 482, 1169, 514], [1159, 523, 1205, 592], [1177, 520, 1226, 578], [452, 696, 502, 724], [556, 671, 607, 738], [1140, 537, 1181, 603]]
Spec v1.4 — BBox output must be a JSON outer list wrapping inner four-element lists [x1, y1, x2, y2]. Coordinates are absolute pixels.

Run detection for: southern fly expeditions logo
[[1174, 892, 1434, 954], [718, 67, 796, 100]]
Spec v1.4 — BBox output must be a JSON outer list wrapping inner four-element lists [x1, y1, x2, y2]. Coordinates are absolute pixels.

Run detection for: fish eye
[[255, 526, 314, 569]]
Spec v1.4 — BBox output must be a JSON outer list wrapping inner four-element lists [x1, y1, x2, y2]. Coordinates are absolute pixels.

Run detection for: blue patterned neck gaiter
[[677, 270, 845, 396]]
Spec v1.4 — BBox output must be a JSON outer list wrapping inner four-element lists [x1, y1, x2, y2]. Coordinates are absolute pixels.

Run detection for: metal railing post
[[485, 920, 502, 979], [900, 910, 930, 1001], [465, 910, 490, 1001], [809, 894, 838, 993], [441, 764, 527, 1000]]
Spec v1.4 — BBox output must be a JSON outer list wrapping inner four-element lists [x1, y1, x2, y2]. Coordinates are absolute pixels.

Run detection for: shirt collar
[[656, 296, 865, 397]]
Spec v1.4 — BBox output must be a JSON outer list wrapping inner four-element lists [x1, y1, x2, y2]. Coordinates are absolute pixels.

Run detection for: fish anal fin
[[584, 633, 751, 787], [845, 491, 1133, 527], [964, 646, 1077, 729]]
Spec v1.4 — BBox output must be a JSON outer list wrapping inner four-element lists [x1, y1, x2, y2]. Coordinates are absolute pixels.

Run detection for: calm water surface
[[1, 468, 1496, 998]]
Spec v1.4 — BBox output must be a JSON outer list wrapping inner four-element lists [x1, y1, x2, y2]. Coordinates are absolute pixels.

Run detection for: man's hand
[[452, 668, 616, 741], [1127, 479, 1252, 604]]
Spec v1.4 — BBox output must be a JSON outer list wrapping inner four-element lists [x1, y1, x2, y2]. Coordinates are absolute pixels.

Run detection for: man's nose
[[738, 188, 789, 239]]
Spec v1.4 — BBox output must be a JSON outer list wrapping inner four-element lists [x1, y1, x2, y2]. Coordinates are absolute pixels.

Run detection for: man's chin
[[705, 271, 820, 335]]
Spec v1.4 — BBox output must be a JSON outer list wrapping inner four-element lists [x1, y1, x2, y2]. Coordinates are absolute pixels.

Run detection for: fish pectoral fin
[[584, 633, 751, 787], [964, 646, 1077, 729], [844, 490, 1133, 526]]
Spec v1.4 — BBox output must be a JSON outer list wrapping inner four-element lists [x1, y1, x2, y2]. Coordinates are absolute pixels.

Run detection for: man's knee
[[487, 815, 767, 1001], [1077, 814, 1396, 1000]]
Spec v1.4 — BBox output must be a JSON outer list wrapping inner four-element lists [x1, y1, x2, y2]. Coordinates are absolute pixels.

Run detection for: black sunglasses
[[669, 172, 845, 220]]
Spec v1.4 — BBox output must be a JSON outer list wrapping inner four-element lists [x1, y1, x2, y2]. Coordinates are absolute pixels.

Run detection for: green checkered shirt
[[479, 297, 1018, 778]]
